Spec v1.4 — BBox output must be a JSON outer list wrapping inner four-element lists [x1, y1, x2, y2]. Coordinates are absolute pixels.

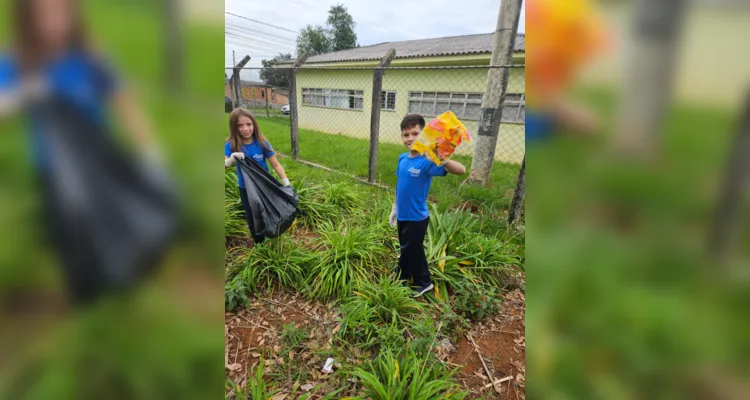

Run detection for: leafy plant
[[230, 358, 279, 400], [346, 347, 467, 400], [307, 221, 388, 299], [453, 282, 503, 322], [224, 201, 248, 239], [338, 276, 424, 348], [436, 304, 471, 341], [293, 180, 339, 228], [455, 233, 523, 288], [240, 236, 315, 293], [225, 274, 250, 312], [321, 180, 364, 213]]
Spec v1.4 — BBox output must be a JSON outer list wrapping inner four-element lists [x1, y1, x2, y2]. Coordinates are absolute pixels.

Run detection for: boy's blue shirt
[[395, 152, 447, 221]]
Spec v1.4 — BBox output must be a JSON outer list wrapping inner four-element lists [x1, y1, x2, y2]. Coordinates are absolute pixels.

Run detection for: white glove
[[281, 178, 291, 186], [389, 204, 397, 227], [224, 152, 245, 167]]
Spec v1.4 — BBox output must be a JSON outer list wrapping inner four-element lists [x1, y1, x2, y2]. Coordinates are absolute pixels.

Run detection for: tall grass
[[338, 276, 425, 348], [346, 348, 468, 400], [306, 221, 389, 300], [239, 236, 316, 294]]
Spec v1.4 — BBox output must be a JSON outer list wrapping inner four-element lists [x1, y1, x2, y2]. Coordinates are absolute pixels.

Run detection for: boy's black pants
[[239, 187, 266, 245], [397, 217, 431, 288]]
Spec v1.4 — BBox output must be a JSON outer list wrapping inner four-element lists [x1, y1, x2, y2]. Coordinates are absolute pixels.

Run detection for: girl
[[0, 0, 162, 304], [224, 108, 290, 246]]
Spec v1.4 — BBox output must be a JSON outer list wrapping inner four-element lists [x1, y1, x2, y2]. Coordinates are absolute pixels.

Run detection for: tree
[[259, 53, 293, 87], [327, 4, 357, 51], [295, 4, 358, 56], [296, 25, 331, 57]]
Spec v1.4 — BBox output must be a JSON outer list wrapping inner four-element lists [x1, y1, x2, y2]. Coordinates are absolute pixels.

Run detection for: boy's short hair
[[400, 114, 426, 131]]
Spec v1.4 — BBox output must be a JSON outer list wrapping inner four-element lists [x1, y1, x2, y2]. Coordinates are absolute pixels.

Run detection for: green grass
[[338, 276, 426, 349], [256, 116, 521, 212], [346, 347, 468, 400]]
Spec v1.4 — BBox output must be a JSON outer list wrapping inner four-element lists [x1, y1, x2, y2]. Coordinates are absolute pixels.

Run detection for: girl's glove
[[281, 178, 291, 187], [224, 152, 245, 167]]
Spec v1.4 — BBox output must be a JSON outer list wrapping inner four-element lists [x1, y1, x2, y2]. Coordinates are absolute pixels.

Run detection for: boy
[[390, 114, 466, 297]]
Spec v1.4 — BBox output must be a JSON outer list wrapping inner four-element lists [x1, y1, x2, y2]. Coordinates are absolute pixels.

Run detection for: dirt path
[[225, 289, 526, 399]]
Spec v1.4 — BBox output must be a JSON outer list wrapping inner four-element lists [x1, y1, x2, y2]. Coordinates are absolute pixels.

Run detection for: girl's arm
[[443, 160, 466, 175], [267, 155, 290, 184], [112, 88, 159, 155]]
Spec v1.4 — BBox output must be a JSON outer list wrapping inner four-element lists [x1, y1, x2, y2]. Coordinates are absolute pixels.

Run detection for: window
[[408, 91, 525, 123], [302, 88, 364, 110], [380, 91, 396, 111]]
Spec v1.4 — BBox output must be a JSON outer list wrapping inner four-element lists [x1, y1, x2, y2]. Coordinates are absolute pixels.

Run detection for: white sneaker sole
[[413, 283, 434, 298]]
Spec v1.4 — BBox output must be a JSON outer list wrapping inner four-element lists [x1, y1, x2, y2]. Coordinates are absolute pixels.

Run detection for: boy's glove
[[389, 204, 397, 227], [224, 152, 245, 167], [281, 178, 291, 187]]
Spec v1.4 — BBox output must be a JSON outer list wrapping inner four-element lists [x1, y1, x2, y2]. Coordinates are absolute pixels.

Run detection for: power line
[[224, 32, 293, 51], [225, 22, 297, 43], [225, 12, 299, 34], [225, 27, 296, 49]]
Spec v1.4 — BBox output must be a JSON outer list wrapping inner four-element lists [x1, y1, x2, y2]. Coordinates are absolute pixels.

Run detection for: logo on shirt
[[253, 154, 264, 161], [409, 167, 421, 178]]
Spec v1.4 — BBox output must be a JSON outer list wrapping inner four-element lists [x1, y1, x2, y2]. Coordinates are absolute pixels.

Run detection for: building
[[276, 33, 526, 164], [224, 80, 289, 108]]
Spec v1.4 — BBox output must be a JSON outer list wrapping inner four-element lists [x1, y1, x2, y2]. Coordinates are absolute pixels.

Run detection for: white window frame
[[380, 90, 397, 111], [407, 91, 525, 123], [301, 88, 364, 111]]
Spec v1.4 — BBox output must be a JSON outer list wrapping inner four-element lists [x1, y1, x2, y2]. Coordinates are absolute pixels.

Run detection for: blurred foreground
[[527, 0, 750, 398], [0, 1, 224, 398]]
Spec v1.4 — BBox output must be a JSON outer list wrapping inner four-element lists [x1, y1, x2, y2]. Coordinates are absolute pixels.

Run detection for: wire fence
[[225, 65, 525, 188]]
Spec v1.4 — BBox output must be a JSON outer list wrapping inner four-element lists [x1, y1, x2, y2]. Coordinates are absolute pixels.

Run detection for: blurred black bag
[[237, 156, 298, 238], [37, 98, 178, 304]]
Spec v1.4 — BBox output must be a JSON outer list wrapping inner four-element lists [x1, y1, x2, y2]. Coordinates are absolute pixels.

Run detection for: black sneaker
[[412, 283, 434, 298]]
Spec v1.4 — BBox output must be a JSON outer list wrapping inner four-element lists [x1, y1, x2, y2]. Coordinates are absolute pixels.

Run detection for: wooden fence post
[[708, 91, 750, 266], [508, 155, 525, 226], [368, 49, 397, 183]]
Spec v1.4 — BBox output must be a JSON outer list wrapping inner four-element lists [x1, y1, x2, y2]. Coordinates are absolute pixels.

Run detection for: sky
[[225, 0, 525, 80]]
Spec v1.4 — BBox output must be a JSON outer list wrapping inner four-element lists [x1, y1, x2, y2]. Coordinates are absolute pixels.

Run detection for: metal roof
[[276, 32, 525, 65]]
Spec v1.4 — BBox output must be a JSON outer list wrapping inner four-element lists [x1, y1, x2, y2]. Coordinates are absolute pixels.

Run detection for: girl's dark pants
[[396, 217, 431, 288], [239, 187, 266, 245]]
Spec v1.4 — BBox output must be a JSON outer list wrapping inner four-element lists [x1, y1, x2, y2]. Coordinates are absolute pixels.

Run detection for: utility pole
[[467, 0, 523, 185], [614, 0, 688, 159]]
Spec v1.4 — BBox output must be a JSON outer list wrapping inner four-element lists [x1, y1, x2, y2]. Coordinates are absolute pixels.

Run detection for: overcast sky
[[226, 0, 525, 79]]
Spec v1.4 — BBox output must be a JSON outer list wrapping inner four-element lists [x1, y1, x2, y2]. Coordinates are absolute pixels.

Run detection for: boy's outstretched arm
[[443, 160, 466, 175]]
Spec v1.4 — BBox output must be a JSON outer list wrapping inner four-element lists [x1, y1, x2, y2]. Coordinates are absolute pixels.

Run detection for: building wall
[[583, 4, 750, 108], [295, 67, 526, 164]]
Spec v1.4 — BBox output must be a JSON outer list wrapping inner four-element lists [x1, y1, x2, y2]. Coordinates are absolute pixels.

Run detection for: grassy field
[[256, 116, 522, 214], [224, 158, 526, 398]]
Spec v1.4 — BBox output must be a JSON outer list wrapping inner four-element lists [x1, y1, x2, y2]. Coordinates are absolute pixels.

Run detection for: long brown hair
[[14, 0, 88, 72], [226, 108, 272, 153]]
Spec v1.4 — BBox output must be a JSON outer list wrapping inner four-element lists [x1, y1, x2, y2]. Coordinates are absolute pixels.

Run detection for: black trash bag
[[34, 98, 179, 304], [237, 156, 298, 238]]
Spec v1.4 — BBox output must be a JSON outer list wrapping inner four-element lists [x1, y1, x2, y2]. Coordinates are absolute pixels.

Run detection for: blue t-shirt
[[395, 153, 447, 222], [0, 49, 119, 172], [225, 139, 275, 188], [525, 108, 556, 144]]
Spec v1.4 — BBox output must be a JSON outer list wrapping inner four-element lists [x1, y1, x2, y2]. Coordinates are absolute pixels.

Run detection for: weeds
[[346, 347, 467, 400], [338, 276, 424, 348], [307, 221, 388, 300]]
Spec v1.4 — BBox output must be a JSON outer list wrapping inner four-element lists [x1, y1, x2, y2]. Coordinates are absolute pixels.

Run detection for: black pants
[[397, 217, 431, 288], [239, 187, 266, 244]]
